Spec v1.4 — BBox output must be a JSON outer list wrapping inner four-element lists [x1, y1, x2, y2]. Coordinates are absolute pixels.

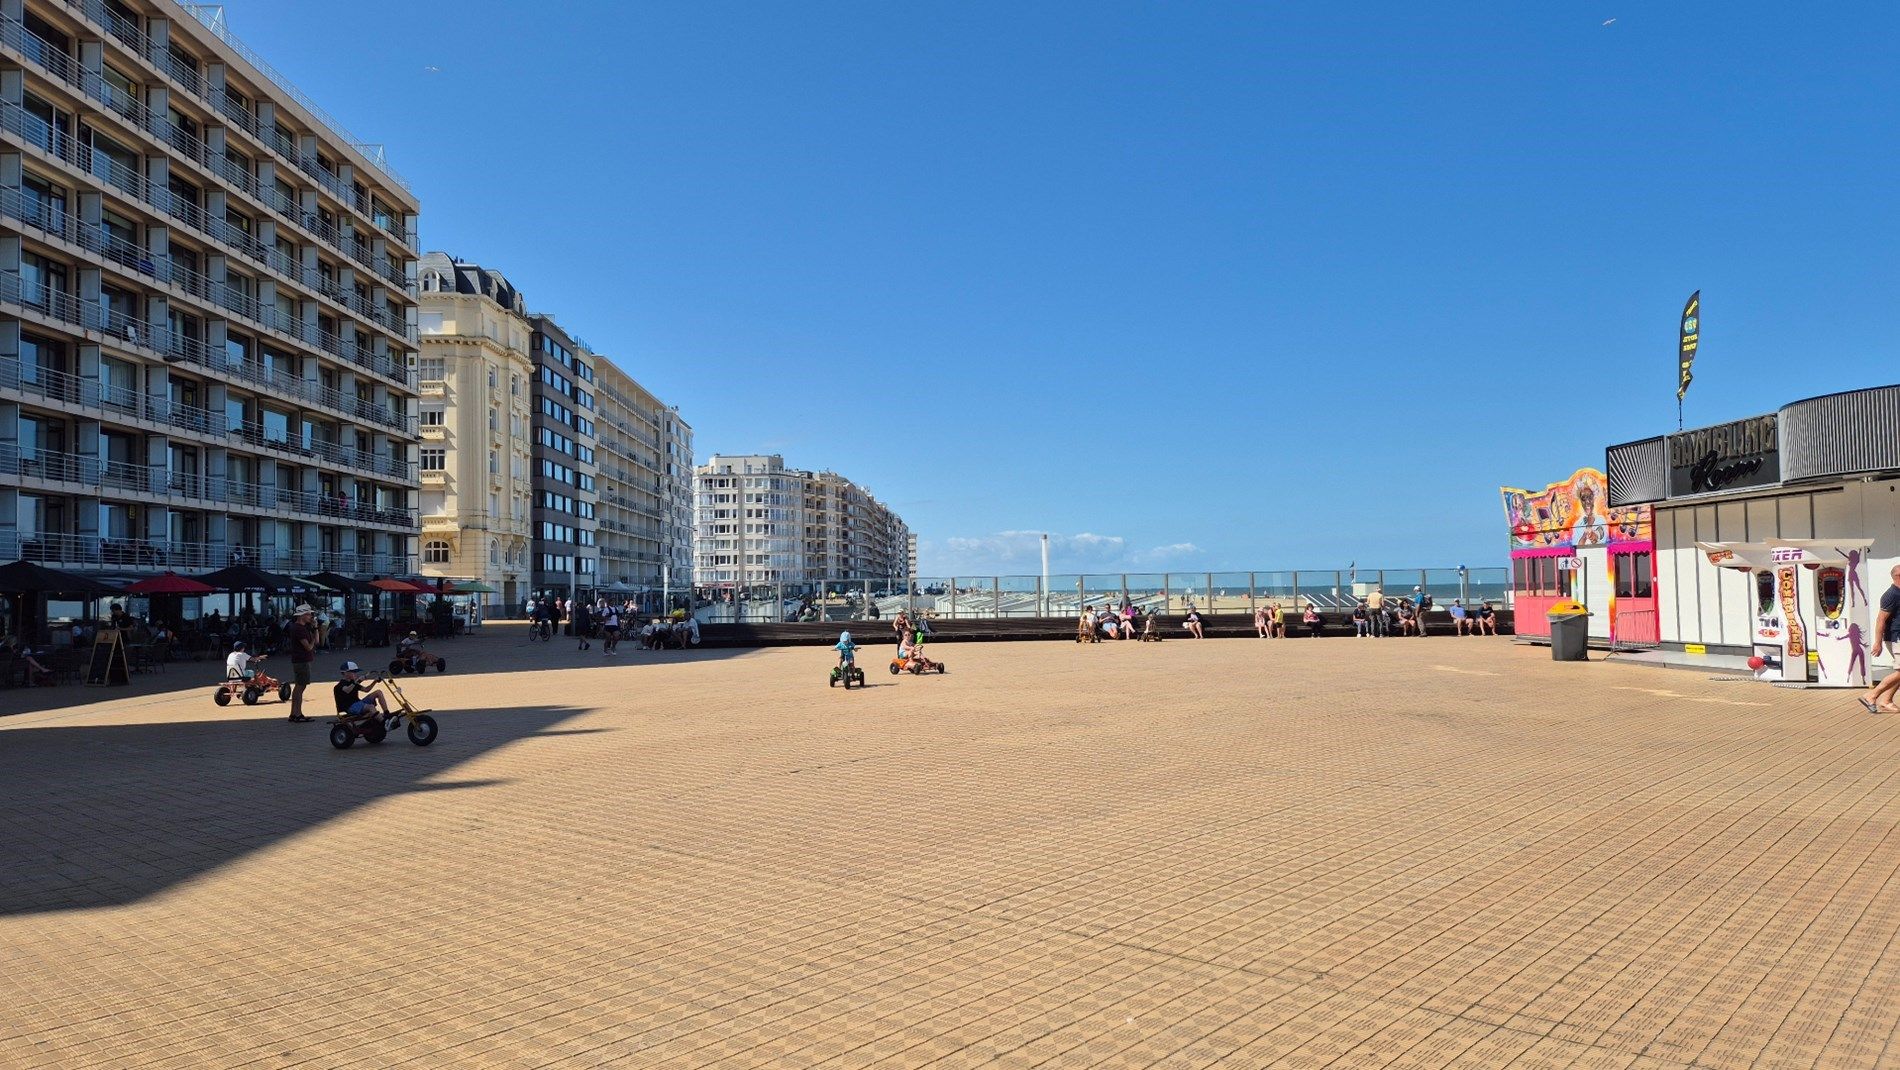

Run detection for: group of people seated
[[1077, 604, 1165, 642]]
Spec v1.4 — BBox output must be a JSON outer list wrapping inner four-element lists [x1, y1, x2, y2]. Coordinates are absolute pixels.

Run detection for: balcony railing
[[0, 438, 415, 525], [0, 529, 413, 576], [0, 357, 415, 485], [0, 97, 418, 335]]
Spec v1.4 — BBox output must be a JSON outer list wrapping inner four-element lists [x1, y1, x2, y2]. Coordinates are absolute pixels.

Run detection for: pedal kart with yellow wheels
[[329, 670, 440, 749]]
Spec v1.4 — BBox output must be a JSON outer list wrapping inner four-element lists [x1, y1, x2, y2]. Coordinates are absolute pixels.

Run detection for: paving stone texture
[[1, 628, 1896, 1068]]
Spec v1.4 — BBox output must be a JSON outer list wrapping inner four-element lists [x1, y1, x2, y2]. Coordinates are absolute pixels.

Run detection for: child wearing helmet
[[835, 630, 857, 667]]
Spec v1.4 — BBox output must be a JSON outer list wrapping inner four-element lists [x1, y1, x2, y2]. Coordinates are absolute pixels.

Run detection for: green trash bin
[[1548, 600, 1590, 661]]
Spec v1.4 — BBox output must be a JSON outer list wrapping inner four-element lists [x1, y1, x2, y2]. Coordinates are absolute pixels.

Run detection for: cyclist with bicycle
[[531, 596, 557, 642]]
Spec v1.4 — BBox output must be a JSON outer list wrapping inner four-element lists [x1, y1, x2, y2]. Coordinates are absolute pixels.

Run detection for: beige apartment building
[[593, 356, 693, 604], [0, 0, 421, 579], [416, 253, 533, 609], [694, 454, 910, 591]]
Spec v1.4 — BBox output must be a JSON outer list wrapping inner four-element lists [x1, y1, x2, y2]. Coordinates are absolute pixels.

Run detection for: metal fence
[[692, 567, 1510, 624]]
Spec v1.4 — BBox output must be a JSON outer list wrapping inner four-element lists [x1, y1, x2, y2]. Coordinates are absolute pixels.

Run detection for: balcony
[[419, 379, 447, 398], [421, 469, 448, 486], [420, 425, 447, 442], [0, 530, 414, 577], [0, 278, 415, 439], [0, 92, 419, 340], [0, 444, 415, 527], [421, 516, 459, 534]]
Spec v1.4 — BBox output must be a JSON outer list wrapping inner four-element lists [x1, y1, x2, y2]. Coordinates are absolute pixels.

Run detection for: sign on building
[[1667, 414, 1780, 497]]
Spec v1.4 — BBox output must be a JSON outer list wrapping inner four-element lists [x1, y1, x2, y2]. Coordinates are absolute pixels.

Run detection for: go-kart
[[329, 671, 439, 749], [889, 653, 947, 675], [388, 648, 447, 675], [829, 661, 867, 689], [213, 657, 293, 706]]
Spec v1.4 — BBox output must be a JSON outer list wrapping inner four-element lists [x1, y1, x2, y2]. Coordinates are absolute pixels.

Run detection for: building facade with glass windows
[[693, 453, 910, 591], [526, 313, 597, 598], [0, 0, 420, 579], [592, 355, 693, 606], [416, 253, 533, 609]]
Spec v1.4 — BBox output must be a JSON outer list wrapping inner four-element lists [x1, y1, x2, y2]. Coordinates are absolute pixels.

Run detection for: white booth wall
[[1655, 479, 1900, 650]]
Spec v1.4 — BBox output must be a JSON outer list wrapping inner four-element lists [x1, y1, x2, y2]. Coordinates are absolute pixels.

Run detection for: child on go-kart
[[225, 640, 259, 681], [333, 661, 392, 723], [894, 634, 942, 674], [398, 630, 441, 670], [835, 630, 858, 669]]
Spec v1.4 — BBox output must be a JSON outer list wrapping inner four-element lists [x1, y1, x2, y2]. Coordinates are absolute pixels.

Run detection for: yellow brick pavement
[[0, 630, 1896, 1068]]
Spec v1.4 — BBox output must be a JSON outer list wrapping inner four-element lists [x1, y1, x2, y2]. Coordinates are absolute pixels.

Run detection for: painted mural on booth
[[1501, 468, 1652, 551]]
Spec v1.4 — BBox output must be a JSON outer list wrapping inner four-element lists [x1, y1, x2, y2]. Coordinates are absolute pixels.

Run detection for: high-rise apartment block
[[525, 313, 598, 598], [593, 356, 693, 599], [1, 0, 420, 577], [693, 454, 909, 590], [416, 253, 532, 607]]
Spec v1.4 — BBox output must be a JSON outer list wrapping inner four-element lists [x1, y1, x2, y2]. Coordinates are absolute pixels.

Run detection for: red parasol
[[369, 578, 430, 593], [123, 572, 216, 595]]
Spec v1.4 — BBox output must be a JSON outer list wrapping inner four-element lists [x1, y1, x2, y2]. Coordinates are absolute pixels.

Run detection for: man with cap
[[286, 603, 318, 722]]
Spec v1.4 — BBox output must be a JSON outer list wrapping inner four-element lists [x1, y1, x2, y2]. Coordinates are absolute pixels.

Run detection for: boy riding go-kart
[[388, 630, 447, 675], [214, 640, 293, 706], [329, 660, 439, 749]]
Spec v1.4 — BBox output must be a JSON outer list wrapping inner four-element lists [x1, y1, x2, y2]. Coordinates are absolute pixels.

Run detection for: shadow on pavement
[[0, 624, 758, 719], [0, 703, 592, 916]]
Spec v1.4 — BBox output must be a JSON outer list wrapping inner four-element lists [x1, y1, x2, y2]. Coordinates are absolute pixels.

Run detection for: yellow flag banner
[[1677, 290, 1700, 402]]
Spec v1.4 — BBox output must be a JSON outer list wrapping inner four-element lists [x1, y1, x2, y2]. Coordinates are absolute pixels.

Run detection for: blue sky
[[241, 1, 1900, 575]]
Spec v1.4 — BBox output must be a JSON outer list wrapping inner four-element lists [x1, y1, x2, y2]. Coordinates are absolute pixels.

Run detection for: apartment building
[[661, 407, 693, 593], [694, 454, 910, 590], [416, 253, 532, 607], [593, 356, 694, 604], [0, 0, 420, 578], [525, 313, 597, 598]]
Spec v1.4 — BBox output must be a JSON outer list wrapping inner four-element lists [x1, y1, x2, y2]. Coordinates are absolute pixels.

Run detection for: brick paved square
[[1, 629, 1897, 1067]]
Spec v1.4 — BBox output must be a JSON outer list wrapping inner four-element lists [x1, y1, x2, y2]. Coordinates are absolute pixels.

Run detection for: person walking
[[285, 604, 317, 723], [601, 602, 621, 655], [574, 600, 593, 650], [1862, 564, 1900, 713]]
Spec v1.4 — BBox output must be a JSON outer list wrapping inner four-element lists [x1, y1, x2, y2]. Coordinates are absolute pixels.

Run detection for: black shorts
[[292, 661, 311, 685]]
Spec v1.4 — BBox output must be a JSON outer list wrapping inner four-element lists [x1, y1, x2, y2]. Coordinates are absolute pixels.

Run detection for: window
[[423, 540, 450, 564], [489, 449, 499, 474], [420, 407, 444, 426], [419, 357, 446, 380], [419, 311, 444, 335], [1614, 552, 1654, 599], [488, 367, 498, 390], [420, 448, 445, 471], [489, 408, 499, 431], [489, 539, 499, 565]]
